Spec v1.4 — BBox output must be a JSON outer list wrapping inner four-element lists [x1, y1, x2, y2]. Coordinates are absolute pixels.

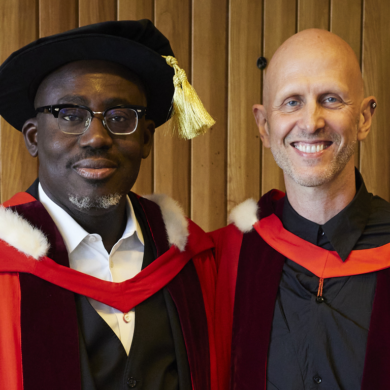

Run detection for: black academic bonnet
[[0, 19, 175, 131]]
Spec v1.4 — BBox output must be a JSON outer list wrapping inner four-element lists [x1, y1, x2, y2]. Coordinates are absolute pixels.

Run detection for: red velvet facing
[[230, 192, 285, 390], [137, 196, 170, 256], [12, 201, 81, 390], [138, 195, 211, 390], [166, 262, 211, 390], [361, 268, 390, 389]]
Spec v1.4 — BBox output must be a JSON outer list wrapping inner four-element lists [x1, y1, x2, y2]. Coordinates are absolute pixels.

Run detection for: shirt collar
[[283, 169, 372, 261], [38, 184, 144, 253]]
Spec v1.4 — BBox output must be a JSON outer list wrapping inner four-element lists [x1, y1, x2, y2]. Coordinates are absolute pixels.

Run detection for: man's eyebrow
[[275, 83, 349, 100], [103, 97, 138, 107], [56, 95, 137, 107], [57, 95, 88, 105]]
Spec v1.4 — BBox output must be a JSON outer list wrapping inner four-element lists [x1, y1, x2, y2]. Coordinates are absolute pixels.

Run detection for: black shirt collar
[[282, 169, 372, 261]]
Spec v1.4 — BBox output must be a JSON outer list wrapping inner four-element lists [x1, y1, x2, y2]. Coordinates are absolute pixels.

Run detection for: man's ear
[[357, 96, 377, 141], [252, 104, 270, 148], [142, 119, 155, 159], [22, 118, 38, 157]]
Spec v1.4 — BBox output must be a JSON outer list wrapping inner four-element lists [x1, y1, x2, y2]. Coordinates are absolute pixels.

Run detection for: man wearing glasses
[[0, 21, 216, 390]]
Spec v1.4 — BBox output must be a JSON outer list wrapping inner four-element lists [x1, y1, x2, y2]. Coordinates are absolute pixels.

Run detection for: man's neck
[[40, 183, 128, 253], [284, 164, 357, 225], [73, 203, 128, 253]]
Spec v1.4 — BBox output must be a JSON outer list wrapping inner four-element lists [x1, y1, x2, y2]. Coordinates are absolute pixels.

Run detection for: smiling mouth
[[292, 141, 333, 154], [73, 158, 117, 180]]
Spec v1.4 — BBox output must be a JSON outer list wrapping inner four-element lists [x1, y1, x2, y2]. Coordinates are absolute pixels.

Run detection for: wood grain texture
[[154, 0, 191, 215], [118, 0, 154, 196], [330, 0, 363, 169], [0, 0, 39, 202], [360, 0, 390, 201], [191, 0, 228, 230], [228, 0, 262, 211], [298, 0, 330, 31], [261, 0, 297, 195], [39, 0, 78, 37], [79, 0, 117, 26], [118, 0, 154, 21]]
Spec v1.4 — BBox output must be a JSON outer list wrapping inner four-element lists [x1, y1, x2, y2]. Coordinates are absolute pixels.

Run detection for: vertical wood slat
[[118, 0, 154, 22], [330, 0, 363, 169], [118, 0, 154, 196], [191, 0, 228, 230], [261, 0, 297, 195], [298, 0, 330, 31], [0, 0, 39, 203], [360, 0, 390, 201], [1, 0, 390, 227], [154, 0, 191, 215], [227, 0, 263, 212], [79, 0, 117, 26], [39, 0, 78, 37]]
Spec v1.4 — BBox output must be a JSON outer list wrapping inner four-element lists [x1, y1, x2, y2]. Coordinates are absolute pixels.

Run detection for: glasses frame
[[35, 104, 147, 135]]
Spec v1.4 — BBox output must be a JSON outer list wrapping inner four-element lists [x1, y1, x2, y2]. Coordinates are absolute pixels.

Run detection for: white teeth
[[295, 143, 327, 153]]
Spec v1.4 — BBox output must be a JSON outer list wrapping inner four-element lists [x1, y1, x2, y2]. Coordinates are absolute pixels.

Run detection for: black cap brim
[[0, 31, 174, 130]]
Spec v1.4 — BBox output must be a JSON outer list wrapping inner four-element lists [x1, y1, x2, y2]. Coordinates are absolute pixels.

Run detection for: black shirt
[[266, 171, 390, 390]]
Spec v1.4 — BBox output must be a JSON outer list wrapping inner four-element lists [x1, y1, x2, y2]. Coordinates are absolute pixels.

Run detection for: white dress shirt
[[38, 184, 144, 355]]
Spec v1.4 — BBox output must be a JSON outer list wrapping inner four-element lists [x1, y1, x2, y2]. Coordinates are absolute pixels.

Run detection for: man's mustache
[[66, 149, 118, 169]]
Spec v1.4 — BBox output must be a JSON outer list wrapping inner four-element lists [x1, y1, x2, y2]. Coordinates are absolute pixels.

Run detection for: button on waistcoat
[[76, 197, 191, 390]]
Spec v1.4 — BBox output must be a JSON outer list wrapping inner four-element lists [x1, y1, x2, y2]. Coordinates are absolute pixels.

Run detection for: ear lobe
[[22, 118, 39, 157], [252, 104, 270, 148], [357, 96, 377, 141], [142, 119, 155, 159]]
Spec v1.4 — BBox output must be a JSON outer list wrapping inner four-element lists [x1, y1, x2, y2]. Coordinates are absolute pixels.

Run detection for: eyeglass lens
[[58, 107, 138, 135]]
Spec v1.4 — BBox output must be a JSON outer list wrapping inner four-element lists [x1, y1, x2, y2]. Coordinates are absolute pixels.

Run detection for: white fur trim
[[228, 198, 259, 233], [143, 194, 189, 252], [0, 206, 49, 260]]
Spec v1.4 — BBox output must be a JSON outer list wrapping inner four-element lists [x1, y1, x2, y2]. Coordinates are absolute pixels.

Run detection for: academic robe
[[210, 189, 390, 390], [0, 186, 217, 390]]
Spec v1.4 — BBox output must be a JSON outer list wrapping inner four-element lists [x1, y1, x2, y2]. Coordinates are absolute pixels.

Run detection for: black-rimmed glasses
[[35, 104, 147, 135]]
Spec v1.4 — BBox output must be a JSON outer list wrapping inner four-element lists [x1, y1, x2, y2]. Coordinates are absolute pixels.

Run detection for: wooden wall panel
[[154, 0, 191, 215], [0, 0, 39, 202], [1, 0, 390, 227], [330, 0, 363, 168], [117, 0, 154, 196], [261, 0, 297, 195], [118, 0, 154, 21], [79, 0, 116, 26], [298, 0, 330, 31], [360, 0, 390, 201], [227, 0, 263, 212], [39, 0, 78, 37], [191, 0, 228, 230]]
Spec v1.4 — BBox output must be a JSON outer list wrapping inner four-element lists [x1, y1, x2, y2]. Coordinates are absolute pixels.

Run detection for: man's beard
[[270, 128, 357, 187], [68, 193, 122, 210]]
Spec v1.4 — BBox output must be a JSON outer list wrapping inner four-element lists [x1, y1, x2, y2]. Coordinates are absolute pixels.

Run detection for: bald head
[[253, 28, 377, 193], [263, 29, 364, 107]]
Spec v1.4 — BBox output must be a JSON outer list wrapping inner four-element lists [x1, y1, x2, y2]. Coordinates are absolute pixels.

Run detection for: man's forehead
[[271, 54, 349, 91], [263, 29, 363, 104], [35, 60, 146, 106]]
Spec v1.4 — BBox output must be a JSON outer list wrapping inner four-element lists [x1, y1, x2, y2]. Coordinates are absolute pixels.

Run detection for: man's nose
[[78, 114, 113, 148], [297, 101, 325, 133]]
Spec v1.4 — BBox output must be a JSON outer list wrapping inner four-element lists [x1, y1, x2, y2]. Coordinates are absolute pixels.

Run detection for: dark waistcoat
[[229, 190, 390, 390], [76, 193, 192, 390]]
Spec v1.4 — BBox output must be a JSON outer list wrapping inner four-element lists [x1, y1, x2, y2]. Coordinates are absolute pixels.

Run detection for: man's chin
[[68, 193, 123, 211], [286, 165, 344, 188]]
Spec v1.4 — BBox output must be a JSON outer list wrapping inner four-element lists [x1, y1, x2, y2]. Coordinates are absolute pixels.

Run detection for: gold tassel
[[162, 55, 216, 140]]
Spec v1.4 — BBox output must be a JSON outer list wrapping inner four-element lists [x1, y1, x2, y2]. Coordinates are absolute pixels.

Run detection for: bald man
[[210, 29, 390, 390]]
